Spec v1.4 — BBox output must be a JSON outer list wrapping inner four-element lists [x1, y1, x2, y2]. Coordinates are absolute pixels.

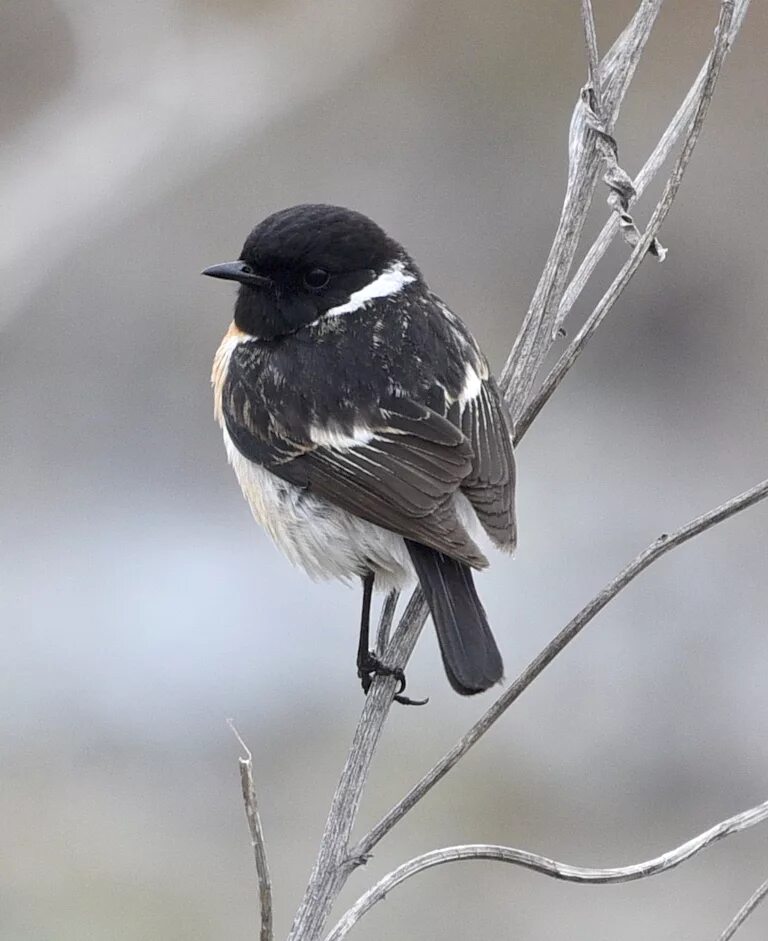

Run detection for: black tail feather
[[406, 540, 503, 695]]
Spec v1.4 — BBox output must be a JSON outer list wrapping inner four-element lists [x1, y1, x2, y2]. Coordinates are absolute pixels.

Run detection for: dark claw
[[394, 691, 429, 707], [357, 651, 428, 707], [391, 667, 429, 706]]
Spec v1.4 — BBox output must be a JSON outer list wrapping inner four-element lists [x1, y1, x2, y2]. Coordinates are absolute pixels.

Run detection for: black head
[[202, 204, 420, 340]]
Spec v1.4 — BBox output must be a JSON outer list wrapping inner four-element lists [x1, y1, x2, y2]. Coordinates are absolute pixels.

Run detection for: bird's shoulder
[[219, 289, 497, 446]]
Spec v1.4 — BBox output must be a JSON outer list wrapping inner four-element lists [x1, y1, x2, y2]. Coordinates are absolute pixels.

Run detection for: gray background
[[2, 1, 767, 938]]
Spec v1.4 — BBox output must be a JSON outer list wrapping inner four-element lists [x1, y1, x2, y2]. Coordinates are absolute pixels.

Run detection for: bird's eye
[[304, 268, 330, 289]]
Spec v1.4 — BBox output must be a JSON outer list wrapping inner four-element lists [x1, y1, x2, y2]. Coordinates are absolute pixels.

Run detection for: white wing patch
[[308, 424, 375, 449], [324, 260, 416, 318], [458, 363, 483, 408]]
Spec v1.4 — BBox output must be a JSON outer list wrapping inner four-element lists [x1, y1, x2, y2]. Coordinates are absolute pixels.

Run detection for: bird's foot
[[357, 651, 428, 706]]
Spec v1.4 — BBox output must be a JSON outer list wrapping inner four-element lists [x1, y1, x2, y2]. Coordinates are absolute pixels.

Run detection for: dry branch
[[516, 0, 738, 441], [286, 592, 429, 941], [555, 0, 751, 336], [331, 799, 768, 939], [352, 475, 768, 859], [228, 3, 759, 938], [229, 720, 274, 941], [579, 0, 601, 107], [498, 0, 664, 412], [375, 589, 400, 654], [718, 875, 768, 941]]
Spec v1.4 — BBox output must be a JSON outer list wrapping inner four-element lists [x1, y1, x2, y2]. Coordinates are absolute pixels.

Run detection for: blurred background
[[2, 1, 767, 938]]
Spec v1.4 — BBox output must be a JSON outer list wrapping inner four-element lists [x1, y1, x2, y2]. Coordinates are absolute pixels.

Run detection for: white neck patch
[[324, 260, 416, 318]]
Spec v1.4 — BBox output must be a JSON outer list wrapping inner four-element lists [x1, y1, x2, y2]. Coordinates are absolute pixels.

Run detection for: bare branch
[[279, 3, 756, 938], [229, 720, 274, 941], [329, 800, 768, 940], [555, 0, 751, 336], [580, 0, 602, 112], [579, 81, 667, 266], [578, 0, 653, 268], [499, 0, 664, 417], [352, 475, 768, 859], [516, 0, 737, 443], [286, 592, 429, 941], [375, 589, 400, 654], [718, 876, 768, 941], [299, 29, 673, 931]]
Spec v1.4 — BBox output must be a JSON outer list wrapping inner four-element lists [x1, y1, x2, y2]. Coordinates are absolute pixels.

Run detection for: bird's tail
[[406, 540, 503, 695]]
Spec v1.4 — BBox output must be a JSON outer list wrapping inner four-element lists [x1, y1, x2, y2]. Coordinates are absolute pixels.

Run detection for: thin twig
[[498, 0, 663, 414], [580, 0, 602, 113], [376, 590, 400, 654], [330, 801, 768, 940], [718, 876, 768, 941], [352, 475, 768, 859], [579, 0, 666, 268], [554, 0, 751, 337], [516, 0, 736, 443], [579, 0, 648, 265], [229, 720, 274, 941]]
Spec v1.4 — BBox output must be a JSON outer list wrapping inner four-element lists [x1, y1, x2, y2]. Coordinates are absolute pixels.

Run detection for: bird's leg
[[355, 572, 377, 684], [356, 573, 427, 707]]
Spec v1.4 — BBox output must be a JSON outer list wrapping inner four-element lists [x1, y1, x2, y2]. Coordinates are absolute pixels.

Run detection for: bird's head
[[202, 204, 421, 340]]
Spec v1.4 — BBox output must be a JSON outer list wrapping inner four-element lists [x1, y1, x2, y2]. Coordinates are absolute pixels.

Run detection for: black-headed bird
[[205, 204, 515, 701]]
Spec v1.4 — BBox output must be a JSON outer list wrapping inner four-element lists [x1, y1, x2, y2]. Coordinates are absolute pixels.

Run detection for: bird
[[204, 204, 516, 700]]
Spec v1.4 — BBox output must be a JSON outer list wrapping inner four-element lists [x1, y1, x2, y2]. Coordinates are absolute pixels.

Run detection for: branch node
[[342, 851, 373, 874]]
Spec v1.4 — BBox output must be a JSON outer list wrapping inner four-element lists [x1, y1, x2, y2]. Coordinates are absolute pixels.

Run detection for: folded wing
[[459, 377, 516, 550], [223, 386, 489, 568]]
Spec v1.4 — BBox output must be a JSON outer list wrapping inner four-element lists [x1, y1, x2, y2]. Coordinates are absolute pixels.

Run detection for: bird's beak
[[201, 260, 272, 287]]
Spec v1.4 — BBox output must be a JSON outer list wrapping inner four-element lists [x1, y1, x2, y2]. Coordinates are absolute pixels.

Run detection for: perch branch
[[718, 876, 768, 941], [229, 720, 274, 941], [353, 474, 768, 859], [330, 799, 768, 940], [285, 592, 429, 941], [515, 0, 736, 442], [376, 590, 400, 654]]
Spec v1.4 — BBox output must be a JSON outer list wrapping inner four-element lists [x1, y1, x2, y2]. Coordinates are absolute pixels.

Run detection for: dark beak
[[201, 260, 271, 287]]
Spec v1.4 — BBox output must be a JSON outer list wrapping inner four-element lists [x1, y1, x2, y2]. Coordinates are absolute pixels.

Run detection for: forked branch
[[498, 0, 664, 411], [555, 0, 751, 336], [516, 0, 738, 440]]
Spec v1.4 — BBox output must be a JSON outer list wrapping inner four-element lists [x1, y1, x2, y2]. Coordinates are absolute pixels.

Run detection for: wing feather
[[222, 383, 488, 567], [460, 378, 516, 549]]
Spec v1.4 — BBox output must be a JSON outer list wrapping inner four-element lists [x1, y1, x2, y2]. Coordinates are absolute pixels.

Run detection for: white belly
[[222, 426, 413, 591]]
